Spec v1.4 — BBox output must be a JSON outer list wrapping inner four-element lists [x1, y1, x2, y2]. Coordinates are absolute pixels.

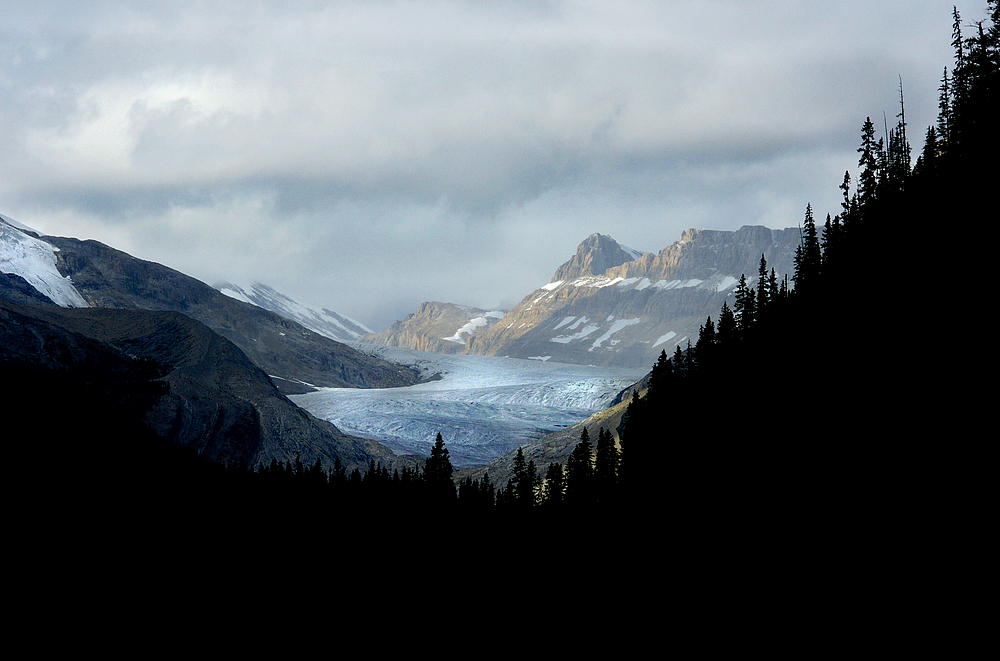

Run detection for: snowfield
[[291, 344, 646, 468], [0, 215, 89, 308]]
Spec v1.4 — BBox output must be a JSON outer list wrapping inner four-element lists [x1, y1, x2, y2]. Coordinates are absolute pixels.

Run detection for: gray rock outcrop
[[362, 301, 505, 354], [551, 233, 649, 281]]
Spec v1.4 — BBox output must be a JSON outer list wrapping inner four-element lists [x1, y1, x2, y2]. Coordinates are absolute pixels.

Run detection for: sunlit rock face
[[363, 301, 506, 355], [466, 226, 801, 369], [551, 233, 649, 282]]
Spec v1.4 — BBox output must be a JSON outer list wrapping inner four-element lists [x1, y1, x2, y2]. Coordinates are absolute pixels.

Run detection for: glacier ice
[[291, 344, 645, 468]]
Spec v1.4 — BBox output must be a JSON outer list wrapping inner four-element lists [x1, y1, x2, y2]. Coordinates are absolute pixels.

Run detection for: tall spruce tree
[[857, 117, 879, 210], [594, 427, 620, 502], [424, 433, 456, 502], [543, 463, 565, 507], [717, 301, 737, 347], [793, 203, 822, 294], [565, 428, 595, 506], [696, 316, 717, 367], [734, 274, 755, 331], [756, 255, 770, 313]]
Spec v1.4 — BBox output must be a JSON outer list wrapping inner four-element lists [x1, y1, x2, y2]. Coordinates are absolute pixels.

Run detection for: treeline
[[467, 427, 624, 511], [231, 426, 626, 514]]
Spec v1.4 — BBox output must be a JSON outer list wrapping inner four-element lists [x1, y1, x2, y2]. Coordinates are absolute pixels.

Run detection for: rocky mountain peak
[[551, 233, 646, 282], [466, 225, 801, 368]]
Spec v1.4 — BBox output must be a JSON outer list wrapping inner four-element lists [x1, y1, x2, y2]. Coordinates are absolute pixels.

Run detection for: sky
[[0, 1, 981, 330]]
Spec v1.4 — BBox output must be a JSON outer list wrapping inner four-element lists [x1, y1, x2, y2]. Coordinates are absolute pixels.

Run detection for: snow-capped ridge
[[0, 213, 40, 235], [0, 215, 89, 308], [215, 281, 372, 342]]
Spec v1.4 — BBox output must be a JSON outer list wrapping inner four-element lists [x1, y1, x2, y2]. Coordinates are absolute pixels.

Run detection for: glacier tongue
[[291, 345, 645, 468]]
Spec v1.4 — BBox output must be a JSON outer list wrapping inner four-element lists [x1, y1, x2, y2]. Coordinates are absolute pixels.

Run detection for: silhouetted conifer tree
[[565, 428, 595, 506], [543, 463, 565, 507], [793, 203, 821, 294], [594, 427, 619, 503], [424, 433, 456, 503]]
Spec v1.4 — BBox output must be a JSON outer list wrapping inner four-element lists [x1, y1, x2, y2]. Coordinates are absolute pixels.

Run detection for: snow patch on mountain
[[715, 276, 739, 291], [589, 318, 642, 351], [218, 285, 254, 305], [0, 215, 89, 308], [653, 331, 678, 348], [550, 319, 601, 344], [544, 275, 709, 293], [619, 243, 646, 261], [651, 278, 704, 290], [553, 316, 576, 330], [215, 281, 372, 342], [442, 310, 505, 344]]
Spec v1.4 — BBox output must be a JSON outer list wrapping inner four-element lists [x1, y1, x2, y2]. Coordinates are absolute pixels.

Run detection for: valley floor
[[291, 344, 646, 468]]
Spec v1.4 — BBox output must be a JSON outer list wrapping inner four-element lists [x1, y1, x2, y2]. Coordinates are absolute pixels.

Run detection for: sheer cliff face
[[466, 226, 800, 369], [362, 301, 506, 354]]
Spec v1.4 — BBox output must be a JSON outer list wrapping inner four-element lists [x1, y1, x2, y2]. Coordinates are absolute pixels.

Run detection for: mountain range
[[370, 226, 800, 369], [0, 212, 800, 475], [0, 214, 421, 471]]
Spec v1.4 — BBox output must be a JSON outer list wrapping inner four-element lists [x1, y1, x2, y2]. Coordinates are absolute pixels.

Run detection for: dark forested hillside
[[616, 2, 997, 528]]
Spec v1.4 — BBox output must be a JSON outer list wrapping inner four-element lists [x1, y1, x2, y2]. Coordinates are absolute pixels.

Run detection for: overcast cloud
[[0, 1, 978, 329]]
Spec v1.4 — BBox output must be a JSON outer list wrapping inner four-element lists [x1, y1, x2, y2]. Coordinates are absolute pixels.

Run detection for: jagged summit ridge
[[551, 233, 650, 282], [466, 225, 800, 368]]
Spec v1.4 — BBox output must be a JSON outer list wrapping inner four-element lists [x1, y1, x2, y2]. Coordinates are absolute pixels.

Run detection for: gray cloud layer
[[1, 1, 972, 329]]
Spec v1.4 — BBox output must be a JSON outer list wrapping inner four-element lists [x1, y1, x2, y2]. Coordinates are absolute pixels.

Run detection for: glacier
[[291, 344, 646, 468], [0, 215, 89, 308]]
